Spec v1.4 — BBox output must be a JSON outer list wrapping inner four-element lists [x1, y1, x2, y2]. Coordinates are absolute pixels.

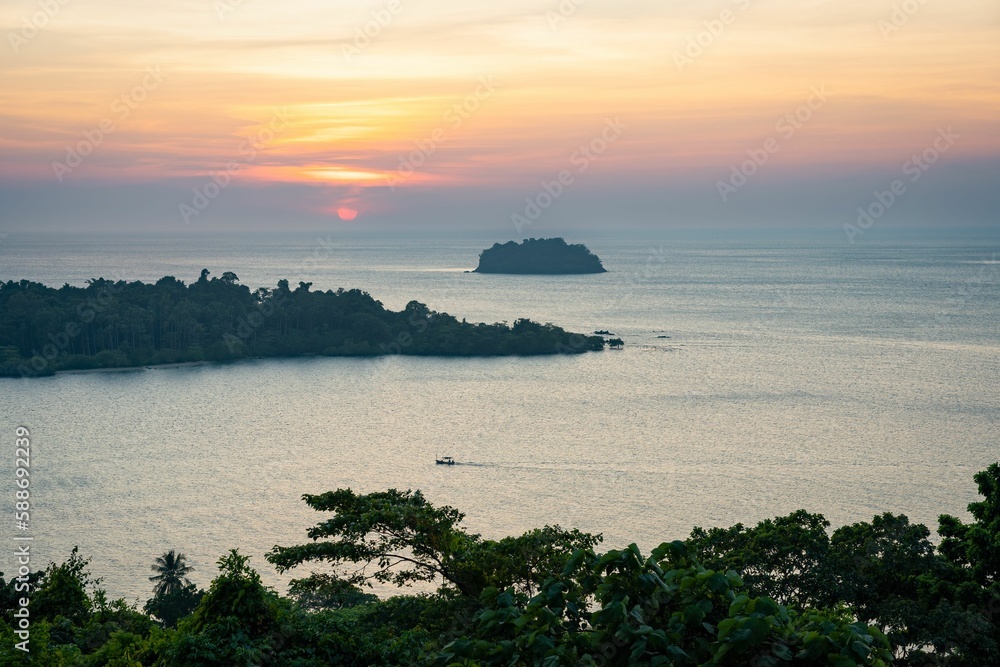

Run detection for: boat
[[435, 456, 456, 465]]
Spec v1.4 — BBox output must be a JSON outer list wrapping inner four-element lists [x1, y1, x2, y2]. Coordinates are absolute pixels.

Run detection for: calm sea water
[[1, 230, 999, 602]]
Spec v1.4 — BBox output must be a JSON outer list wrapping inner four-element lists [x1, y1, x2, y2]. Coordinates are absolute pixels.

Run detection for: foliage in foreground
[[431, 541, 892, 667], [0, 464, 997, 665]]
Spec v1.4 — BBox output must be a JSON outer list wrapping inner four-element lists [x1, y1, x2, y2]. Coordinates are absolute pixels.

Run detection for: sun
[[337, 207, 358, 221]]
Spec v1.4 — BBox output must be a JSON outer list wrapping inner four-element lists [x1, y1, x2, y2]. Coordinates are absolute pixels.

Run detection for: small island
[[473, 238, 607, 274], [0, 271, 607, 377]]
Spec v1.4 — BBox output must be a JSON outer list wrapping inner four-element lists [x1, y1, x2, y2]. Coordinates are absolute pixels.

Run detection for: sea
[[1, 228, 998, 603]]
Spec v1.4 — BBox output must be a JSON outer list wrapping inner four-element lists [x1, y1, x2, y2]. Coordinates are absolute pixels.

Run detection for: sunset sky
[[1, 0, 997, 232]]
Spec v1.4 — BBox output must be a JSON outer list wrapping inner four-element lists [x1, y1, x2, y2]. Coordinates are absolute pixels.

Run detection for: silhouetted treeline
[[0, 270, 606, 377], [3, 464, 998, 665]]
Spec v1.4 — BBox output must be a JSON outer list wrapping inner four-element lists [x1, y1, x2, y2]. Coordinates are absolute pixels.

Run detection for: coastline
[[28, 344, 602, 378], [55, 361, 212, 375]]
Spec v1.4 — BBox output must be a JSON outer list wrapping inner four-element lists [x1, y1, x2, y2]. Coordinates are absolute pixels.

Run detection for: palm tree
[[149, 550, 194, 597]]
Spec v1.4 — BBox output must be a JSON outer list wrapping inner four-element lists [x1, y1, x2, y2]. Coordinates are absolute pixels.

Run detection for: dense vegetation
[[2, 464, 997, 666], [0, 271, 607, 377], [474, 238, 607, 274]]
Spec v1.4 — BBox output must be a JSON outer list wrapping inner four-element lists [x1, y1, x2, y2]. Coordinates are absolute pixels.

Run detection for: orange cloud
[[0, 0, 996, 195]]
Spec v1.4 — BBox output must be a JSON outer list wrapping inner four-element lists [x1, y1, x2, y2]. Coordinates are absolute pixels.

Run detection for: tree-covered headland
[[0, 271, 607, 377], [2, 464, 998, 665]]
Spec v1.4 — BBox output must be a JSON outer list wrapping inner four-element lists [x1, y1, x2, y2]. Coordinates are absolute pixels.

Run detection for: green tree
[[828, 513, 966, 664], [687, 510, 835, 608], [267, 489, 600, 600], [187, 551, 277, 636], [162, 551, 283, 666], [149, 549, 194, 597], [267, 489, 491, 597], [285, 573, 377, 611], [829, 513, 939, 620], [30, 547, 94, 624], [431, 541, 893, 666], [145, 582, 203, 628], [0, 548, 158, 664], [938, 462, 1000, 589]]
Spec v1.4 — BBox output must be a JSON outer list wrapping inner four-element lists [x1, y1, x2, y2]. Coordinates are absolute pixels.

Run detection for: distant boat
[[435, 456, 456, 465]]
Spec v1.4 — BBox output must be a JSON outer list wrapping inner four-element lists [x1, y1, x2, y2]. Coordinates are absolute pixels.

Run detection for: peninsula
[[473, 238, 607, 274], [0, 272, 607, 377]]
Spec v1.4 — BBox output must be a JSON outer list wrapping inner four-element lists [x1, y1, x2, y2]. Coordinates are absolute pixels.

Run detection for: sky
[[0, 0, 998, 234]]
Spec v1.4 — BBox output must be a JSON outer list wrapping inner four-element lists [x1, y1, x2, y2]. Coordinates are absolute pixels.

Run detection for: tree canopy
[[0, 273, 606, 376], [266, 488, 600, 599], [1, 464, 998, 665]]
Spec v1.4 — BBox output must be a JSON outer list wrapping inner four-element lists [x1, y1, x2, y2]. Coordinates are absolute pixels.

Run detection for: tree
[[30, 547, 95, 624], [187, 551, 277, 635], [934, 462, 1000, 665], [286, 573, 377, 610], [149, 549, 194, 597], [267, 489, 600, 599], [161, 550, 283, 667], [267, 489, 484, 596], [687, 510, 836, 608], [829, 513, 939, 618], [0, 549, 157, 664], [939, 462, 1000, 589], [145, 582, 202, 628], [430, 541, 894, 667], [0, 567, 45, 623], [468, 525, 602, 597], [829, 513, 961, 664], [1, 274, 605, 376]]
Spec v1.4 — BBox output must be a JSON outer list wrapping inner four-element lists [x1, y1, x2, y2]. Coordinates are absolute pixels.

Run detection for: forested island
[[473, 238, 607, 274], [0, 271, 607, 377], [2, 464, 999, 665]]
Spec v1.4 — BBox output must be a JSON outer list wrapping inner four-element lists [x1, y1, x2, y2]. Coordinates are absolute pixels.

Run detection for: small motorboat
[[435, 456, 456, 465]]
